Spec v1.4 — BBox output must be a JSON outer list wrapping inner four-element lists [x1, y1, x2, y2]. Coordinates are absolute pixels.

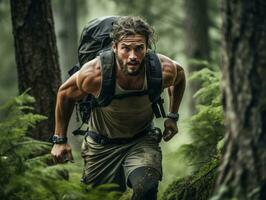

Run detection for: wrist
[[51, 135, 68, 144], [166, 112, 179, 122]]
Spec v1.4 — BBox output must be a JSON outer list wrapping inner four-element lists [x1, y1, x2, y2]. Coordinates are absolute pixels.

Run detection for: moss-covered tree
[[213, 0, 266, 199], [10, 0, 61, 141]]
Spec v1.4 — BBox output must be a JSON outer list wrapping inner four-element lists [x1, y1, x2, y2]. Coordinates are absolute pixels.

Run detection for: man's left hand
[[163, 118, 178, 141]]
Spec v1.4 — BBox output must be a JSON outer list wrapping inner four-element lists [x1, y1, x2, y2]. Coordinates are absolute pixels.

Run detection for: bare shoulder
[[157, 54, 184, 88], [77, 57, 102, 96]]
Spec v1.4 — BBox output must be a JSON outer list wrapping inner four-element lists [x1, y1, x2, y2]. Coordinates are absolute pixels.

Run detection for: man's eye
[[122, 47, 130, 52], [136, 46, 144, 52]]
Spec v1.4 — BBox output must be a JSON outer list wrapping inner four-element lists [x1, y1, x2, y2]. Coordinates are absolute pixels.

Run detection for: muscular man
[[51, 16, 185, 200]]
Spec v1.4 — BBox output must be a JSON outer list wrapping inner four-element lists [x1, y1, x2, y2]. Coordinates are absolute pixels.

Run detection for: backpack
[[69, 16, 166, 135]]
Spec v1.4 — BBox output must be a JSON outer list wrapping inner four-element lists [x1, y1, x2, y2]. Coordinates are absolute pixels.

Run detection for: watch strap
[[51, 135, 68, 144], [166, 112, 179, 121]]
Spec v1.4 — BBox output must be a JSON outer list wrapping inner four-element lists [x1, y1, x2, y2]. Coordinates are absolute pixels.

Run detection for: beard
[[115, 54, 144, 76]]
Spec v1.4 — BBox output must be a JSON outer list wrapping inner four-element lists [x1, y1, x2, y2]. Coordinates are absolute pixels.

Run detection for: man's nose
[[129, 50, 137, 60]]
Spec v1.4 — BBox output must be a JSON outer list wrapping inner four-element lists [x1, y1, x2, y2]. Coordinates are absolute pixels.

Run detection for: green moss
[[161, 158, 219, 200]]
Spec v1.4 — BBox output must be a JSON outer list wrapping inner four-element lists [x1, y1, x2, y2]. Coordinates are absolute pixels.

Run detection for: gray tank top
[[88, 71, 154, 138]]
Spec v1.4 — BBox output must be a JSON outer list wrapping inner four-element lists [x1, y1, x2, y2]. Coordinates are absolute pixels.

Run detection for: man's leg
[[128, 167, 160, 200]]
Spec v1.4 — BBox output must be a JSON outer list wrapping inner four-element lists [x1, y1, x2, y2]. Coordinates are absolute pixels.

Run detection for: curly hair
[[110, 16, 155, 48]]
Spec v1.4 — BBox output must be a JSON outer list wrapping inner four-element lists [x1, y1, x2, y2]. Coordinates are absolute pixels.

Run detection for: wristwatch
[[166, 112, 179, 121], [51, 135, 68, 144]]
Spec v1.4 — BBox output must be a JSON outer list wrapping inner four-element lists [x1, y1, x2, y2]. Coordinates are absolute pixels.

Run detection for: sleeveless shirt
[[88, 69, 154, 138]]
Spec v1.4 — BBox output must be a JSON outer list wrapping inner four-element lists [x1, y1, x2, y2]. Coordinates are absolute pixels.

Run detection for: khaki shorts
[[81, 133, 162, 190]]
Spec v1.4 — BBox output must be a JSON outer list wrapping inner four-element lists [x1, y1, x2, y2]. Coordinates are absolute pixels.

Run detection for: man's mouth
[[127, 61, 139, 66]]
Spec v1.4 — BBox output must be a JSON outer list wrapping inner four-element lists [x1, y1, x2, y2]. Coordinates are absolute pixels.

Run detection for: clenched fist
[[51, 143, 74, 164], [163, 118, 178, 142]]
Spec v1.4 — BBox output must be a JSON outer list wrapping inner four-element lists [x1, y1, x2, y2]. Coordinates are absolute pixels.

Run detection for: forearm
[[54, 72, 88, 137], [54, 92, 76, 137], [168, 70, 186, 113]]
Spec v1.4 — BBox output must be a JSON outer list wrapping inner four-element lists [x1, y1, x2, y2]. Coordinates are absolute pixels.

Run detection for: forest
[[0, 0, 265, 199]]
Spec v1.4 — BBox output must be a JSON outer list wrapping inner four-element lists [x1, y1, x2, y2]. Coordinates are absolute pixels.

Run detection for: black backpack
[[69, 16, 166, 135]]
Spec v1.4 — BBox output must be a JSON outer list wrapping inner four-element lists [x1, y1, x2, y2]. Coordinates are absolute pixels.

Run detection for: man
[[51, 16, 185, 200]]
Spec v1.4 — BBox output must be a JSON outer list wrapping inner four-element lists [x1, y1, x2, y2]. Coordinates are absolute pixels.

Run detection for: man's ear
[[112, 42, 117, 52]]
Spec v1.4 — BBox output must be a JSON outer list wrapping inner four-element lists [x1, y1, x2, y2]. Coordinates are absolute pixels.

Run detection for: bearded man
[[51, 16, 186, 200]]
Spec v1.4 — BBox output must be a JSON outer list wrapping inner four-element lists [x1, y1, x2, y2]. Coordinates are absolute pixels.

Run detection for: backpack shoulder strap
[[146, 50, 166, 118], [97, 50, 116, 106]]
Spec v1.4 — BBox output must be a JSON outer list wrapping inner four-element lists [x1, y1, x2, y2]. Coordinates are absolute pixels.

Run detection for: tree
[[183, 0, 211, 115], [214, 0, 266, 199], [53, 0, 78, 80], [0, 1, 17, 104], [183, 0, 210, 61], [10, 0, 61, 141], [111, 0, 157, 25]]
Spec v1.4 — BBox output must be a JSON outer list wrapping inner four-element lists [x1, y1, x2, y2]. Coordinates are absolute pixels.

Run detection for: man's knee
[[132, 180, 158, 197], [129, 167, 160, 200]]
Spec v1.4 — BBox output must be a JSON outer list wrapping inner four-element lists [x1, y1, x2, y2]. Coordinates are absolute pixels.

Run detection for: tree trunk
[[53, 0, 78, 80], [10, 0, 61, 141], [183, 0, 210, 115], [215, 0, 266, 199], [111, 0, 158, 25]]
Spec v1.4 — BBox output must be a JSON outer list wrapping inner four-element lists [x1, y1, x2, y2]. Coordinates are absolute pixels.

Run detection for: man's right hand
[[51, 143, 74, 164]]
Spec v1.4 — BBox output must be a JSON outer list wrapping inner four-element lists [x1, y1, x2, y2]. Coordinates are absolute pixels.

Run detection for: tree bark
[[215, 0, 266, 199], [183, 0, 211, 115], [10, 0, 61, 141]]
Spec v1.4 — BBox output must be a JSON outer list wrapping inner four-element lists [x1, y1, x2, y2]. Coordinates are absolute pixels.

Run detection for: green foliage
[[161, 158, 219, 200], [161, 64, 224, 200], [0, 92, 122, 200], [0, 91, 48, 198], [178, 66, 224, 171]]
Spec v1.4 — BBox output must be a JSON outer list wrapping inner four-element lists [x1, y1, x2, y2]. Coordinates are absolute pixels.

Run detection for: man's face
[[112, 34, 147, 76]]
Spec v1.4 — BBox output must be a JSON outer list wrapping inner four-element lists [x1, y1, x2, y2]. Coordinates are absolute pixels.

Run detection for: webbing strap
[[97, 50, 116, 106], [146, 50, 166, 118]]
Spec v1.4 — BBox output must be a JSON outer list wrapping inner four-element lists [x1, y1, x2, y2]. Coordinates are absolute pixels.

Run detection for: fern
[[178, 65, 225, 171], [0, 92, 122, 200], [162, 66, 224, 199]]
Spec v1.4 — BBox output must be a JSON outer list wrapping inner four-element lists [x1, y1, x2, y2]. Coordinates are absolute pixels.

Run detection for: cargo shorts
[[81, 131, 162, 191]]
